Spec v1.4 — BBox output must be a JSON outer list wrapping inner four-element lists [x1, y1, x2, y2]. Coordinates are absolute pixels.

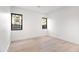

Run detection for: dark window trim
[[42, 17, 47, 29], [11, 13, 23, 30]]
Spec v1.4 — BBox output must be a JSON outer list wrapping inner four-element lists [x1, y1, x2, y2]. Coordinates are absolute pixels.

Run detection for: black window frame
[[11, 13, 23, 30], [42, 17, 47, 29]]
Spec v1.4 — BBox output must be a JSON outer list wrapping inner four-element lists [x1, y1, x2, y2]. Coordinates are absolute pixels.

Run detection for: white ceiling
[[17, 6, 64, 14]]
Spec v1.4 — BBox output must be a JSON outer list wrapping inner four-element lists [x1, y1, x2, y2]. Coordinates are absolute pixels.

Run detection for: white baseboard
[[11, 34, 49, 42], [11, 32, 79, 45], [49, 33, 79, 44]]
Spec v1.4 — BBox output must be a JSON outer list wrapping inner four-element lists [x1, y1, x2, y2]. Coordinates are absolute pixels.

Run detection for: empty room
[[0, 6, 79, 52]]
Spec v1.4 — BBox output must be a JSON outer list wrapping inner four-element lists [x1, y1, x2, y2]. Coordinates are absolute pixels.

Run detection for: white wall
[[0, 6, 11, 51], [11, 7, 48, 41], [48, 7, 79, 44]]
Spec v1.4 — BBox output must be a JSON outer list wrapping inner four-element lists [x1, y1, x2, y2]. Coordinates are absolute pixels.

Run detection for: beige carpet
[[8, 36, 79, 52]]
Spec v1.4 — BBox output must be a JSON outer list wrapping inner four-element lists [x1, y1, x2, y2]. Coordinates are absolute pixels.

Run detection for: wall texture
[[0, 7, 11, 51], [48, 7, 79, 44], [11, 7, 48, 41]]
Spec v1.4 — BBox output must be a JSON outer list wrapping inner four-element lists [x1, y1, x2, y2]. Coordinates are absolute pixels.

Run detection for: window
[[11, 13, 23, 30], [42, 17, 47, 29]]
